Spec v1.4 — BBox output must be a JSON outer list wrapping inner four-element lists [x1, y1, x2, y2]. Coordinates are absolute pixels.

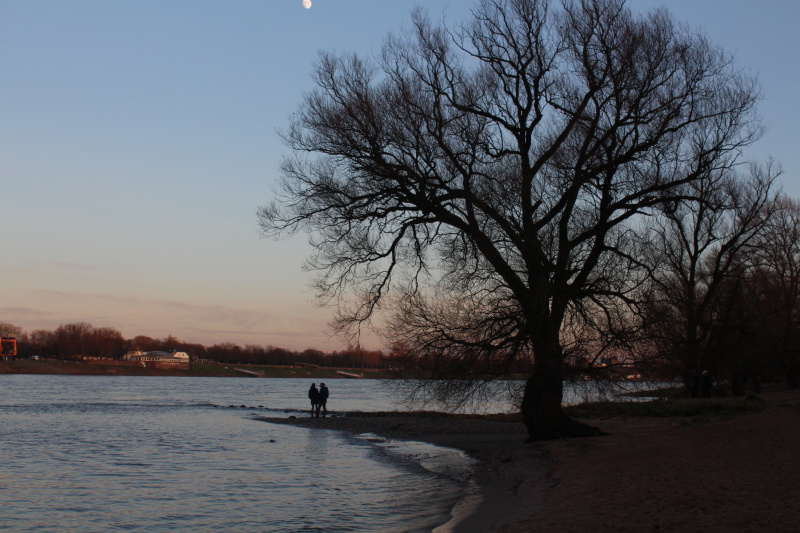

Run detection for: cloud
[[302, 0, 312, 8]]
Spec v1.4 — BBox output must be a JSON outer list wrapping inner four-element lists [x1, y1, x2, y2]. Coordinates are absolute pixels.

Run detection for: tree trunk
[[520, 349, 602, 441]]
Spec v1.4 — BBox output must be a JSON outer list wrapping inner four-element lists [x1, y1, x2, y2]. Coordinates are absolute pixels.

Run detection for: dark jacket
[[319, 385, 329, 403], [308, 386, 319, 404]]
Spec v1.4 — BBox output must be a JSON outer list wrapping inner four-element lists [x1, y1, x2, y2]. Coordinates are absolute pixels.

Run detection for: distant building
[[123, 349, 190, 369]]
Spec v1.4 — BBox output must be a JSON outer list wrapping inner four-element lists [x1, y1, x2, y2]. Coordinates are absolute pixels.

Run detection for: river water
[[0, 374, 655, 532], [0, 375, 480, 533]]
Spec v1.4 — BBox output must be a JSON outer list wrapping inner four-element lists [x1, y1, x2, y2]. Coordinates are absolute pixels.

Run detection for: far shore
[[259, 386, 800, 532], [0, 358, 392, 379]]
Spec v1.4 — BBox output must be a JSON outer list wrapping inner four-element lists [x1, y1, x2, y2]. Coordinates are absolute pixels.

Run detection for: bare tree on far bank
[[259, 0, 766, 440], [0, 322, 23, 338]]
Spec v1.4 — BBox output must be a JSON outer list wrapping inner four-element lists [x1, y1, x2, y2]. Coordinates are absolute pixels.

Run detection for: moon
[[302, 0, 312, 8]]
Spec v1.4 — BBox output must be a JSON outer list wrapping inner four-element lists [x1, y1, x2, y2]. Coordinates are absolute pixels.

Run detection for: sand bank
[[259, 388, 800, 532]]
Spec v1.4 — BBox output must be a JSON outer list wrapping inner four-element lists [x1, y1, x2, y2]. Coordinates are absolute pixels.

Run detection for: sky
[[2, 0, 798, 352]]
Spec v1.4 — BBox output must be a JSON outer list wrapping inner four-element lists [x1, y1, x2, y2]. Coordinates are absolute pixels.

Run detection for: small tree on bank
[[260, 0, 763, 440]]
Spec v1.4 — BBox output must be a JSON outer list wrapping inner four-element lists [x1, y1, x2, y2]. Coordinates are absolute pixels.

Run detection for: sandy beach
[[259, 387, 800, 532]]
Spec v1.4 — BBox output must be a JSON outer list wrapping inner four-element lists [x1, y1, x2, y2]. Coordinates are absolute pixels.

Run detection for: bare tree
[[91, 326, 126, 359], [0, 322, 23, 338], [639, 163, 779, 390], [54, 322, 95, 359], [260, 0, 763, 440], [747, 196, 800, 388]]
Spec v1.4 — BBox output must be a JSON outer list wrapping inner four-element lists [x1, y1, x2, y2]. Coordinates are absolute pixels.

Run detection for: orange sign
[[1, 337, 17, 357]]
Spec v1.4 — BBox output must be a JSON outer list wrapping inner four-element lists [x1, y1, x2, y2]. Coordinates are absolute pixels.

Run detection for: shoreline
[[259, 387, 800, 532], [257, 414, 546, 532], [0, 359, 393, 379]]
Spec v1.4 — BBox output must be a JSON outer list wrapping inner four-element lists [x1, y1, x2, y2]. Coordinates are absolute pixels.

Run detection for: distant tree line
[[0, 321, 390, 369], [201, 342, 388, 368], [0, 322, 128, 360]]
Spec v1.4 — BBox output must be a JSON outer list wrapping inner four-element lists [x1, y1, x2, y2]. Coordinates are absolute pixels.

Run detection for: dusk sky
[[2, 0, 798, 351]]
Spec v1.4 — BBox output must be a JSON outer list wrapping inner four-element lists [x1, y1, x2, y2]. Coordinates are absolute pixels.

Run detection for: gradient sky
[[2, 0, 798, 351]]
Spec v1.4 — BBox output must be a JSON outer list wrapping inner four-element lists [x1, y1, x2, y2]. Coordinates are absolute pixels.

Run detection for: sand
[[258, 387, 800, 532]]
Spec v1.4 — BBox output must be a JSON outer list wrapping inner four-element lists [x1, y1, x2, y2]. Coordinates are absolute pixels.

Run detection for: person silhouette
[[308, 383, 320, 417], [318, 383, 329, 417]]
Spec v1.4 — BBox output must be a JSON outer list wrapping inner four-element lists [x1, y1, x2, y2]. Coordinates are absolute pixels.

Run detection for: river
[[0, 375, 474, 532]]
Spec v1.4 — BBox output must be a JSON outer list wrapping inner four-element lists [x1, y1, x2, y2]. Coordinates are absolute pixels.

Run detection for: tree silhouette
[[260, 0, 763, 440], [639, 163, 779, 389]]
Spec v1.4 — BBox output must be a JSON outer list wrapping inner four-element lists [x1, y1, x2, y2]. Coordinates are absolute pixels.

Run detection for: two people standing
[[307, 382, 329, 417]]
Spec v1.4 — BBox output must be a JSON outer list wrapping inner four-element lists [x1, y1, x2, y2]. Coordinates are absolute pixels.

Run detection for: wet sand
[[259, 388, 800, 532]]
